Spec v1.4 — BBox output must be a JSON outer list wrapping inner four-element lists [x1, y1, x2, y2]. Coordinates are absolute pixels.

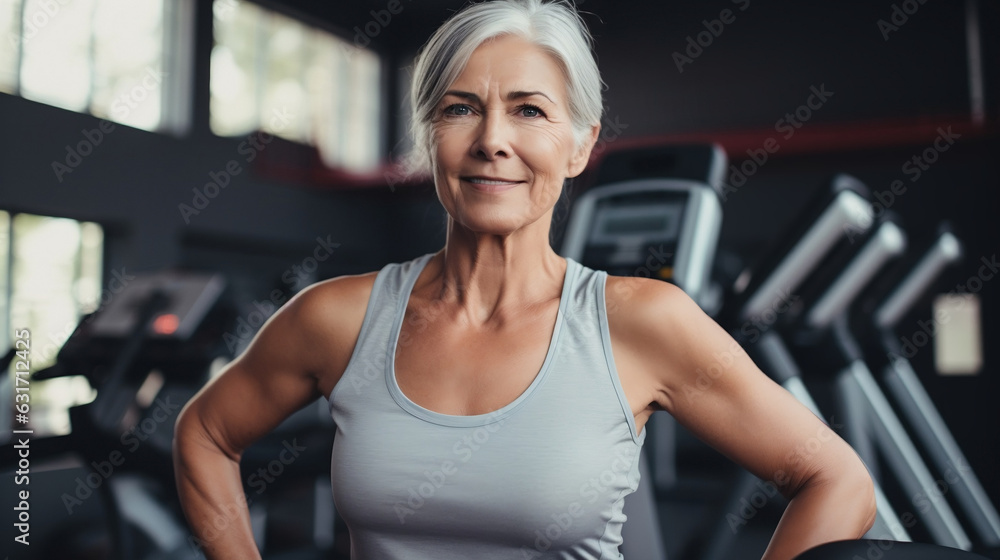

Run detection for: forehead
[[450, 35, 567, 99]]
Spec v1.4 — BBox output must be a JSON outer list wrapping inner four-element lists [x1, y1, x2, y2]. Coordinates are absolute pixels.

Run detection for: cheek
[[432, 126, 472, 165], [521, 127, 575, 168]]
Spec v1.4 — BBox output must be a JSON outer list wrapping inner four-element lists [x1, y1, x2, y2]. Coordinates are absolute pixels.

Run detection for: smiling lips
[[462, 176, 522, 185], [461, 176, 523, 192]]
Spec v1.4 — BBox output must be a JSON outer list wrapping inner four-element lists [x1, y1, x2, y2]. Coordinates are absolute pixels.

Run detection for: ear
[[566, 123, 601, 179]]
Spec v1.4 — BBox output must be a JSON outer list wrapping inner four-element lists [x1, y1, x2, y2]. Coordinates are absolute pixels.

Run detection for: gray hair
[[401, 0, 604, 178]]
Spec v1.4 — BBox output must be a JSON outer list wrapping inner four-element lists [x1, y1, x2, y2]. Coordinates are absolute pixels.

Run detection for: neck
[[425, 215, 567, 327]]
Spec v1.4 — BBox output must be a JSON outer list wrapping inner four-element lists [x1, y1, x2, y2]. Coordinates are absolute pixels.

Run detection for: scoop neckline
[[385, 252, 576, 428]]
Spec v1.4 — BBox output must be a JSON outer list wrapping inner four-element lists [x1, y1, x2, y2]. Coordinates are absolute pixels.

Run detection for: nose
[[470, 108, 511, 160]]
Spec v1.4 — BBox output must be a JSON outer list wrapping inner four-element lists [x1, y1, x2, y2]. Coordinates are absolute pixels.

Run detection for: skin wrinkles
[[422, 33, 596, 326]]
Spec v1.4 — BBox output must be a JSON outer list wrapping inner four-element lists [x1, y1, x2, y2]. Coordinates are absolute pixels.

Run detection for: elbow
[[173, 400, 201, 448], [847, 456, 878, 536], [802, 451, 877, 538], [173, 398, 241, 468], [172, 401, 199, 470], [859, 470, 878, 536], [815, 441, 878, 537], [173, 400, 218, 466]]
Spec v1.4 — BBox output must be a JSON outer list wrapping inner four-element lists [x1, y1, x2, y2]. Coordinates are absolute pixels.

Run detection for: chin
[[455, 212, 528, 235]]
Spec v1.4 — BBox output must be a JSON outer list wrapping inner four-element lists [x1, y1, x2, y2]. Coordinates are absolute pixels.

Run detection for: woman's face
[[430, 34, 598, 236]]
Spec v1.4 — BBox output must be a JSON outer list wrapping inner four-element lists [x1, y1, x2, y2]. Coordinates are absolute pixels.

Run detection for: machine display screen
[[603, 215, 670, 234], [589, 200, 684, 246]]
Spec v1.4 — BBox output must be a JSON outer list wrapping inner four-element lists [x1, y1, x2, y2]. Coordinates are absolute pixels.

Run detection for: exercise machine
[[795, 539, 991, 560], [786, 213, 972, 550], [855, 226, 1000, 551], [1, 270, 236, 560], [702, 176, 911, 560]]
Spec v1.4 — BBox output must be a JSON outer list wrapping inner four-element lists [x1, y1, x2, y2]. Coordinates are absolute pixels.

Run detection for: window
[[0, 0, 189, 134], [211, 0, 383, 172], [933, 294, 983, 375], [1, 211, 104, 438]]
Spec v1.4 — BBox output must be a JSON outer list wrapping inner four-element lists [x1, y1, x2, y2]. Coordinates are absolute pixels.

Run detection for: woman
[[173, 0, 877, 558]]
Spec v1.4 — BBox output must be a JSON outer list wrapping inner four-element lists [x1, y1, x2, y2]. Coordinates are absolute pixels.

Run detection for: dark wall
[[588, 0, 981, 132]]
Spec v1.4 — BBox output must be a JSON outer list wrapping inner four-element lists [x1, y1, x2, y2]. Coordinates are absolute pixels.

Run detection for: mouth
[[461, 176, 523, 186]]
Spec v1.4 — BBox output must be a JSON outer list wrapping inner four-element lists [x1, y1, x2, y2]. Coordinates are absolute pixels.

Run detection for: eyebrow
[[442, 90, 556, 105]]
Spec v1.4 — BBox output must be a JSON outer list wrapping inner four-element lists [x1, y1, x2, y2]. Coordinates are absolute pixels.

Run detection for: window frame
[[209, 0, 390, 173], [3, 0, 194, 136]]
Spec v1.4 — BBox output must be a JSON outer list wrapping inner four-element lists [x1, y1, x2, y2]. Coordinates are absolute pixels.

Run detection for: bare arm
[[609, 278, 876, 560], [173, 276, 365, 559]]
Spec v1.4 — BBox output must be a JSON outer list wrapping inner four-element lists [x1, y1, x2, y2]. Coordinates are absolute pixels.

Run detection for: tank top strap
[[545, 261, 645, 445], [326, 253, 435, 408]]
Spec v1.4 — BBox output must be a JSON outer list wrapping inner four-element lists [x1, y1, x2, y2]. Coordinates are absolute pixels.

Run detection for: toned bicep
[[176, 286, 328, 459], [626, 281, 858, 495]]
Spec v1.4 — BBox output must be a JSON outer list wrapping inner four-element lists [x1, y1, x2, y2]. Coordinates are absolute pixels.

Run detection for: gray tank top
[[328, 252, 646, 559]]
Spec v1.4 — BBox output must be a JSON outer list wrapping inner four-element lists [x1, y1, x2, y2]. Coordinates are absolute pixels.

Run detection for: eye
[[518, 104, 545, 118], [442, 104, 473, 117]]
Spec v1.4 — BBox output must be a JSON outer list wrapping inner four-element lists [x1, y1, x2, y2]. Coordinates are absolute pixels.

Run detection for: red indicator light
[[153, 313, 179, 335]]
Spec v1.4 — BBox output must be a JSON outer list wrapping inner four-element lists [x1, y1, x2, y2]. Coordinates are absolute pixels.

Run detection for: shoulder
[[290, 269, 380, 321], [604, 275, 737, 406], [604, 274, 703, 332], [603, 275, 699, 364], [271, 270, 381, 384]]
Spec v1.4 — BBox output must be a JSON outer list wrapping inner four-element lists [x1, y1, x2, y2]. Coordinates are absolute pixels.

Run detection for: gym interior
[[0, 0, 998, 558]]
